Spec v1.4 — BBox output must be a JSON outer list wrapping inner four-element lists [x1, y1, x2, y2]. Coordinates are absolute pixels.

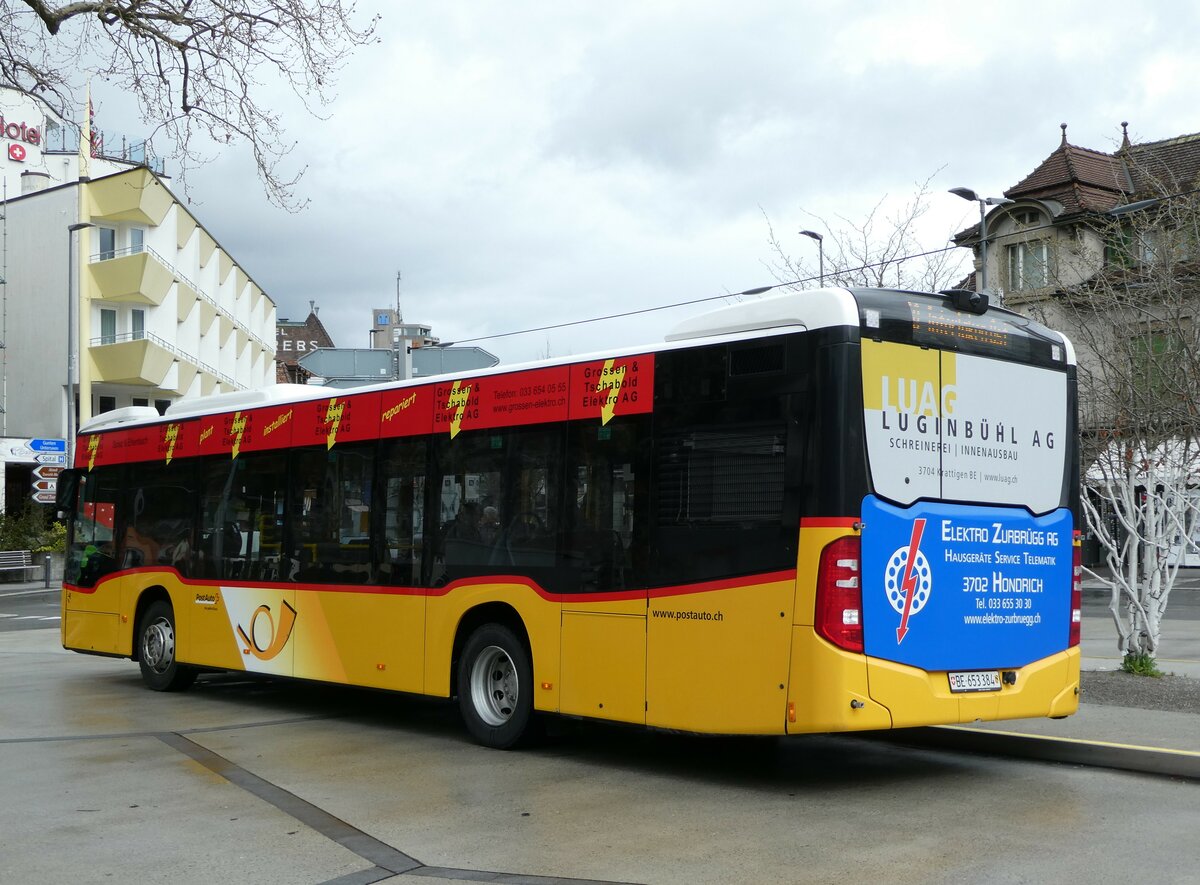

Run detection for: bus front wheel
[[457, 624, 534, 749], [137, 600, 196, 692]]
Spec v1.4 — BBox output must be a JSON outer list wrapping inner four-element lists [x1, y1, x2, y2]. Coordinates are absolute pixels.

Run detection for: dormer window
[[1012, 210, 1043, 229]]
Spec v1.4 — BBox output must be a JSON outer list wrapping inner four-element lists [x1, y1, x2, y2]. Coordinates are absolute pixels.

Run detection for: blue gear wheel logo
[[883, 546, 932, 615]]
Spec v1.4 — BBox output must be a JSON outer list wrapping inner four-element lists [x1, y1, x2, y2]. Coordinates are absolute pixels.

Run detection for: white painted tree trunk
[[1084, 444, 1200, 659]]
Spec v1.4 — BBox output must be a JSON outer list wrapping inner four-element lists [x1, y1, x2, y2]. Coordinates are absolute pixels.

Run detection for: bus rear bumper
[[866, 646, 1080, 727], [785, 630, 1080, 734]]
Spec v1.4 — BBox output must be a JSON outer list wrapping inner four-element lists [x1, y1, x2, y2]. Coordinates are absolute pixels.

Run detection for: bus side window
[[430, 425, 562, 586], [119, 460, 198, 575], [198, 453, 287, 581], [378, 437, 427, 586], [289, 443, 374, 585], [563, 416, 651, 592]]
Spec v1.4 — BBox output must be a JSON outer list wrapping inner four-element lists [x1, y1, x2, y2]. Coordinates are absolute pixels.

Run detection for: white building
[[0, 87, 276, 511]]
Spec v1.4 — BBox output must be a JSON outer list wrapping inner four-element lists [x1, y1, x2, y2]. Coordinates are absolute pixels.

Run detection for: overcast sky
[[112, 1, 1200, 366]]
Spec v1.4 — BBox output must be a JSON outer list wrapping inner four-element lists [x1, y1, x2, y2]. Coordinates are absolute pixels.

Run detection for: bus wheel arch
[[135, 592, 196, 692], [452, 604, 537, 749]]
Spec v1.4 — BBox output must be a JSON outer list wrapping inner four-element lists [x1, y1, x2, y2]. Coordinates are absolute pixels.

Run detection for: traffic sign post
[[34, 453, 66, 465], [31, 490, 56, 504], [28, 438, 66, 453]]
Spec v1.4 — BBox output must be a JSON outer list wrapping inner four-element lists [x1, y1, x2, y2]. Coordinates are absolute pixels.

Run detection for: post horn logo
[[235, 600, 297, 661]]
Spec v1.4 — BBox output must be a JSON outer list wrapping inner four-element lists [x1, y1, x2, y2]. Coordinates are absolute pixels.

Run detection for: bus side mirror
[[56, 469, 80, 514]]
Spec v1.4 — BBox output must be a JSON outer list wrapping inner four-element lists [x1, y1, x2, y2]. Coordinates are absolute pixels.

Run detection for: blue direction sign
[[28, 438, 66, 453]]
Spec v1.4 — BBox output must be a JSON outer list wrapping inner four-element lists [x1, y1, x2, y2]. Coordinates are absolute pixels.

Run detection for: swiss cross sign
[[8, 143, 26, 162]]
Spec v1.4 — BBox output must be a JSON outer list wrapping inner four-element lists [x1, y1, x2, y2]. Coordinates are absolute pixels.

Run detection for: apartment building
[[0, 86, 276, 510]]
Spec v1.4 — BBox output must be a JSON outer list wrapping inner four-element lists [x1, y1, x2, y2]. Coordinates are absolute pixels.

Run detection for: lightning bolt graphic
[[164, 423, 179, 464], [325, 398, 344, 449], [896, 518, 927, 644], [599, 359, 625, 426], [231, 412, 247, 459], [87, 435, 100, 472], [447, 381, 472, 439]]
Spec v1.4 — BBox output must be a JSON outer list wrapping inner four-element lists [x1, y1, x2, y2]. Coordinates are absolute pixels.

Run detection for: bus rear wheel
[[457, 624, 534, 749], [138, 600, 196, 692]]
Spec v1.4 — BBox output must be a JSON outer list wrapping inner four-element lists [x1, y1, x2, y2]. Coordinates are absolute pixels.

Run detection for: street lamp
[[799, 230, 824, 286], [949, 187, 1013, 295], [1108, 198, 1160, 217], [66, 222, 95, 466]]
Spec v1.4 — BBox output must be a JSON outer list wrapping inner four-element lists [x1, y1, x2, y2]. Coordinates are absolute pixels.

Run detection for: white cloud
[[128, 0, 1200, 367]]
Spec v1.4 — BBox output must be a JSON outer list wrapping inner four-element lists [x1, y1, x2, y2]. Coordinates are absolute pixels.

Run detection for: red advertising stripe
[[434, 366, 570, 437], [77, 426, 157, 468], [292, 392, 382, 448], [380, 384, 434, 438], [239, 403, 299, 453], [568, 354, 654, 423], [157, 420, 199, 463]]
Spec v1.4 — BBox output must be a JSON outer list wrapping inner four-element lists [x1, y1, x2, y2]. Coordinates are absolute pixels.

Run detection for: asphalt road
[[2, 626, 1198, 885], [0, 585, 59, 632]]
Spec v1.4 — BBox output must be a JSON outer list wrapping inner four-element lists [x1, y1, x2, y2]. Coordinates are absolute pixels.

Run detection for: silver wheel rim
[[469, 644, 518, 727], [142, 616, 175, 675]]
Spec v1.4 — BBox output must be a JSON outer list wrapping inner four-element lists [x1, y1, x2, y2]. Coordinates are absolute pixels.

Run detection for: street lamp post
[[799, 229, 824, 286], [66, 222, 95, 465], [949, 187, 1013, 295]]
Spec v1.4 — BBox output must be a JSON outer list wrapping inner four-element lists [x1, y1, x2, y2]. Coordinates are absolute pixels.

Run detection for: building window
[[100, 308, 117, 344], [1131, 329, 1184, 402], [132, 309, 145, 340], [98, 396, 116, 414], [130, 228, 145, 254], [1012, 210, 1043, 229], [155, 399, 171, 416], [1007, 241, 1052, 291], [98, 227, 116, 260], [132, 398, 149, 408]]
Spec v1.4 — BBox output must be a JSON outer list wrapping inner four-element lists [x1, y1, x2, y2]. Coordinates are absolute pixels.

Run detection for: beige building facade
[[0, 87, 276, 511]]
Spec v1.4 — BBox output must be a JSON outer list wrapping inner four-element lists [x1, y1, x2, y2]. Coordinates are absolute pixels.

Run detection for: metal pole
[[978, 200, 988, 293], [66, 229, 76, 466], [66, 223, 94, 467], [818, 241, 825, 287]]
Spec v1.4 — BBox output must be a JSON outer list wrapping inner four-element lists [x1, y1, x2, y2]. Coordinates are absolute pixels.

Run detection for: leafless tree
[[1044, 184, 1200, 666], [764, 171, 967, 293], [4, 1, 379, 210]]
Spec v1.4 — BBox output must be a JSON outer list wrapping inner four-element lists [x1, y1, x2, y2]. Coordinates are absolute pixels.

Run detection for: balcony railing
[[42, 123, 166, 175], [88, 247, 273, 353], [89, 330, 242, 390]]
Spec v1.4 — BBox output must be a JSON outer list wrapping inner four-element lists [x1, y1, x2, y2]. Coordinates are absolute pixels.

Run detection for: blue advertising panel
[[861, 495, 1073, 670]]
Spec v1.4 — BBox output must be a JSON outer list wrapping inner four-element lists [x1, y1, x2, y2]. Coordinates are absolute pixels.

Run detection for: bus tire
[[457, 623, 534, 749], [137, 600, 196, 692]]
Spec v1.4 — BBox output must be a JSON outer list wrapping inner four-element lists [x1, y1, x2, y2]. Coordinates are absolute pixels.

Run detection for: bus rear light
[[1069, 540, 1082, 648], [816, 536, 863, 653]]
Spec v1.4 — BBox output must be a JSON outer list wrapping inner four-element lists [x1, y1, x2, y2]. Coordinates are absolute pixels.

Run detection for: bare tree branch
[[763, 170, 967, 294], [3, 0, 380, 210], [1047, 173, 1200, 661]]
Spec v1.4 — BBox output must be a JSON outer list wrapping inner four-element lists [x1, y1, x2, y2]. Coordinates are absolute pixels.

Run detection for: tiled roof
[[1125, 132, 1200, 194], [955, 127, 1200, 244], [1004, 143, 1131, 213]]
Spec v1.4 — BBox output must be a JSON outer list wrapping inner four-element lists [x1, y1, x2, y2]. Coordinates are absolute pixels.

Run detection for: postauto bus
[[57, 287, 1081, 748]]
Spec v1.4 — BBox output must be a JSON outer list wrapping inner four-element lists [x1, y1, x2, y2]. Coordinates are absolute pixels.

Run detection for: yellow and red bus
[[58, 287, 1081, 748]]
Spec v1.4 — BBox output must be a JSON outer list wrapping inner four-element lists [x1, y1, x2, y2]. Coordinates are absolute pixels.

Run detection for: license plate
[[948, 670, 1002, 693]]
